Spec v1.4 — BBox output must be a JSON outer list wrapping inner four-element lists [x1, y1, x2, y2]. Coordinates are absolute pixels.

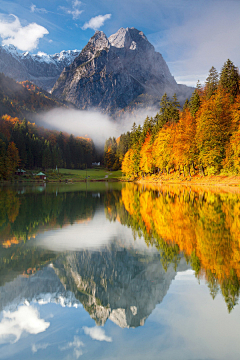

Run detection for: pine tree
[[205, 66, 219, 99], [189, 82, 201, 117], [170, 93, 180, 123], [6, 142, 20, 178], [183, 98, 189, 112], [219, 59, 239, 98], [42, 141, 52, 169], [0, 139, 6, 179]]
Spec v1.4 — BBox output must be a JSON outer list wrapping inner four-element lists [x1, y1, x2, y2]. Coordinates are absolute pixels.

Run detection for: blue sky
[[0, 0, 239, 86]]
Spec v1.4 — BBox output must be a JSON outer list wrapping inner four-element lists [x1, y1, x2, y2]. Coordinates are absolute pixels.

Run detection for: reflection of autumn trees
[[117, 184, 240, 311], [0, 188, 98, 248]]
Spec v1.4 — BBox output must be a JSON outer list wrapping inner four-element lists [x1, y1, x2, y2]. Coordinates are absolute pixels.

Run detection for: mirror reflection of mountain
[[109, 184, 240, 312], [1, 182, 240, 324], [53, 247, 189, 328], [0, 263, 79, 313], [0, 244, 189, 328]]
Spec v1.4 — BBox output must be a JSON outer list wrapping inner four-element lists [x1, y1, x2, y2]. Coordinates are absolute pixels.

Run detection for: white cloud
[[82, 14, 111, 31], [32, 342, 50, 353], [67, 9, 83, 19], [0, 306, 50, 344], [83, 326, 112, 342], [60, 1, 83, 20], [30, 4, 48, 14], [30, 4, 36, 12], [60, 336, 84, 359], [73, 0, 82, 7], [0, 14, 49, 51]]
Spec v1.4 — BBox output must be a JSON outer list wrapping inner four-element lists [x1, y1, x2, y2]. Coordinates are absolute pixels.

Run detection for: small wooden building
[[36, 172, 46, 180], [15, 169, 26, 176]]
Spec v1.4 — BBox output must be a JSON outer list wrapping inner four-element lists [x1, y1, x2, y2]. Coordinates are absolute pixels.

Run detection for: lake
[[0, 182, 240, 360]]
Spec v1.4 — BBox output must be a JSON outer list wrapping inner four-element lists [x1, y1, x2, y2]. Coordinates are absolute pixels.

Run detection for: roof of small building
[[36, 172, 46, 176]]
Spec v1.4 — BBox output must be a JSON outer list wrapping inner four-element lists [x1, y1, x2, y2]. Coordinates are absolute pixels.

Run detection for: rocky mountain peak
[[108, 27, 152, 52], [51, 27, 193, 112], [87, 30, 110, 52]]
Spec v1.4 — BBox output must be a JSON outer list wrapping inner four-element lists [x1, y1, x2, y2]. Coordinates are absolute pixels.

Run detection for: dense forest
[[0, 73, 71, 119], [104, 59, 240, 177], [0, 115, 95, 179], [0, 73, 97, 179]]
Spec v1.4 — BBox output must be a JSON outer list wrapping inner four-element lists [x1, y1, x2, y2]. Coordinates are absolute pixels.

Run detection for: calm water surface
[[0, 182, 240, 360]]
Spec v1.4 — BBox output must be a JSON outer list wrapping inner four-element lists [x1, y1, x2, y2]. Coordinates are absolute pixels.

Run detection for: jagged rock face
[[53, 247, 189, 328], [52, 27, 183, 113], [0, 266, 80, 312], [0, 45, 80, 91], [0, 246, 189, 328]]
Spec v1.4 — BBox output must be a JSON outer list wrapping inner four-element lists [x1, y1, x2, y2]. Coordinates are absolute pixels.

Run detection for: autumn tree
[[172, 109, 197, 175], [152, 124, 175, 174], [139, 134, 154, 175], [122, 149, 135, 178], [196, 89, 231, 174]]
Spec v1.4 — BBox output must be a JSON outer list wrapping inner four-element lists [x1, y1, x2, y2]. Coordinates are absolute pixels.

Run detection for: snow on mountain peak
[[2, 44, 20, 59], [1, 44, 81, 66]]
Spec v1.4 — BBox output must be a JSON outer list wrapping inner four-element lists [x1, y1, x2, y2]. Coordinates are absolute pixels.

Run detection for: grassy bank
[[57, 168, 122, 181], [2, 168, 123, 183]]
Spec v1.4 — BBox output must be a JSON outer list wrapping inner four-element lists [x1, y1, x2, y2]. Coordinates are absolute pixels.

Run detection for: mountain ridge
[[52, 27, 193, 113], [0, 45, 81, 91]]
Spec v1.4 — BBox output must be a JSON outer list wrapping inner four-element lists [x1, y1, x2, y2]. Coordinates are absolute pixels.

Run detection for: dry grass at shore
[[136, 173, 240, 192]]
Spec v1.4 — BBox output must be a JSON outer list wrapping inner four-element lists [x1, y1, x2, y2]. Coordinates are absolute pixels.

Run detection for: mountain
[[0, 73, 73, 119], [53, 246, 189, 328], [0, 246, 189, 328], [52, 27, 193, 113], [0, 44, 80, 91], [0, 265, 80, 312]]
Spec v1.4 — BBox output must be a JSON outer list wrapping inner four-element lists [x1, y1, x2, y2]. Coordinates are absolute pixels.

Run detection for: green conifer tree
[[219, 59, 239, 98], [205, 66, 219, 99]]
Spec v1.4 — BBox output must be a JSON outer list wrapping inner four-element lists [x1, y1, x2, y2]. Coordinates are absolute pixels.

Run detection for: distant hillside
[[0, 73, 74, 119], [0, 45, 80, 91]]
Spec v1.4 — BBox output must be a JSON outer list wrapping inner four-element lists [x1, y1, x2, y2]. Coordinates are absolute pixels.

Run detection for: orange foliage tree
[[139, 134, 154, 175], [196, 89, 232, 174]]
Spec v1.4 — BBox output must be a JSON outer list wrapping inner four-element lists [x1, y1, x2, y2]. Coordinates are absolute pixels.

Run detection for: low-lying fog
[[33, 107, 158, 148]]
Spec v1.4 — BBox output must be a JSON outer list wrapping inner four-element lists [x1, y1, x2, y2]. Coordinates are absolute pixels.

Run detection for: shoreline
[[0, 178, 120, 185], [134, 174, 240, 192], [1, 174, 240, 189]]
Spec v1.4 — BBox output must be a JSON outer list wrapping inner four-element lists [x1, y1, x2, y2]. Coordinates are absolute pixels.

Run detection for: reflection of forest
[[105, 184, 240, 312], [0, 187, 99, 247], [1, 183, 240, 313], [0, 186, 100, 286]]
